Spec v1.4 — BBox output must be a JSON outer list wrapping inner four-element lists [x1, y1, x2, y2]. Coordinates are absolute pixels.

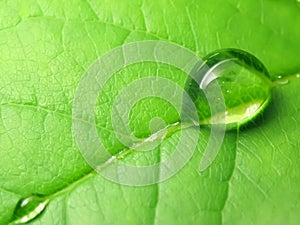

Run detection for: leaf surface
[[0, 0, 300, 224]]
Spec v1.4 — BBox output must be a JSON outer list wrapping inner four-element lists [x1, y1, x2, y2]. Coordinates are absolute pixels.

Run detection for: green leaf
[[0, 0, 300, 224]]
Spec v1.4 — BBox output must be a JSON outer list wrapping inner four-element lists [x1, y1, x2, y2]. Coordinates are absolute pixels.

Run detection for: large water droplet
[[10, 195, 49, 224], [186, 48, 272, 129]]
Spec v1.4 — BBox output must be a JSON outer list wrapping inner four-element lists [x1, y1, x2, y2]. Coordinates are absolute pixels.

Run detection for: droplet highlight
[[186, 48, 272, 129], [10, 195, 49, 224]]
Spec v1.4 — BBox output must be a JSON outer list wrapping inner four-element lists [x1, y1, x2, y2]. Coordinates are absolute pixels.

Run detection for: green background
[[0, 0, 300, 224]]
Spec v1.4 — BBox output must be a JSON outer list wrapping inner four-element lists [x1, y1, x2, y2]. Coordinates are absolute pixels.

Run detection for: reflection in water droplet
[[186, 48, 272, 129], [10, 195, 49, 224]]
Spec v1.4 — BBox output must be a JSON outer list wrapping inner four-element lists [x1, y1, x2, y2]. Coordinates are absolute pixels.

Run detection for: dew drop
[[276, 74, 289, 85], [186, 48, 272, 129], [10, 195, 49, 224], [276, 78, 289, 85]]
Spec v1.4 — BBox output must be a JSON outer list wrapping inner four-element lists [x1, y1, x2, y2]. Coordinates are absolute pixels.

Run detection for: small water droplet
[[186, 48, 272, 129], [276, 75, 289, 85], [276, 79, 289, 85], [10, 195, 49, 224]]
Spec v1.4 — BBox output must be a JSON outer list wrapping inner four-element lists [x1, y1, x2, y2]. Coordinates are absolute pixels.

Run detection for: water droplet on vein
[[185, 48, 272, 129], [276, 75, 289, 85], [10, 195, 49, 224]]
